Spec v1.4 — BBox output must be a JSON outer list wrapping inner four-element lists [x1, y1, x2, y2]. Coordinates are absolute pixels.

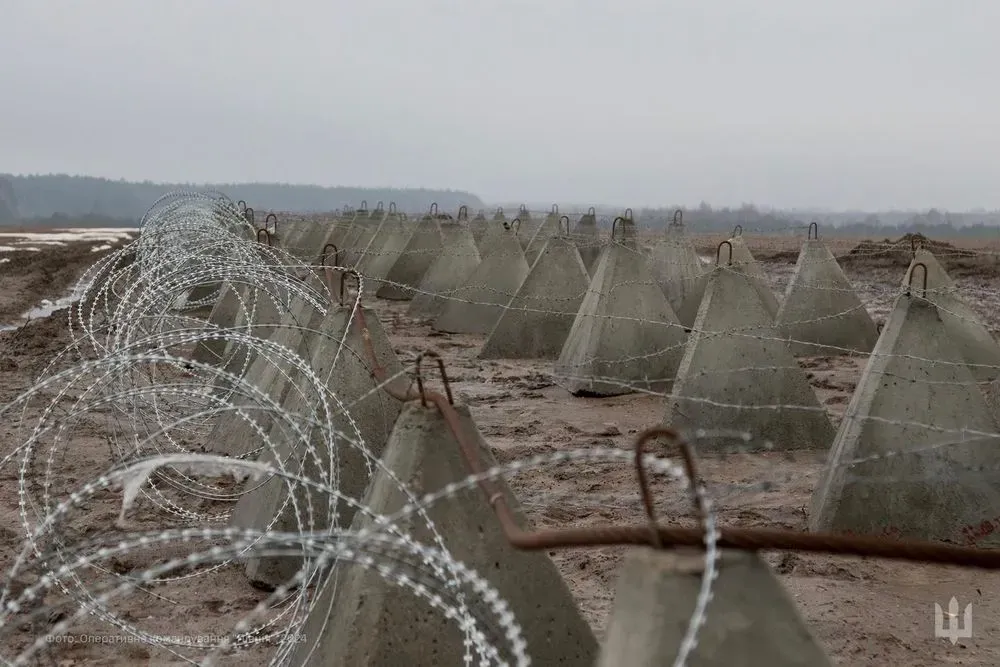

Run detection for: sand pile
[[842, 233, 975, 266]]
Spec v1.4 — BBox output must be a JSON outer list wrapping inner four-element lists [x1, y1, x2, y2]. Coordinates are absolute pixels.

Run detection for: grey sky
[[2, 1, 997, 210]]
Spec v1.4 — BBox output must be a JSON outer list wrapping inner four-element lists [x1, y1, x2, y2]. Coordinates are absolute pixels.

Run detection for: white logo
[[934, 597, 972, 644]]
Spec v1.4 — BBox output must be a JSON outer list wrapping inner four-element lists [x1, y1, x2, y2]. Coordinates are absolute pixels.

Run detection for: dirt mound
[[841, 233, 976, 267]]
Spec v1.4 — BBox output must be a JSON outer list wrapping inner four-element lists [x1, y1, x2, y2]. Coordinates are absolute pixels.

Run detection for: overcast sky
[[2, 1, 997, 210]]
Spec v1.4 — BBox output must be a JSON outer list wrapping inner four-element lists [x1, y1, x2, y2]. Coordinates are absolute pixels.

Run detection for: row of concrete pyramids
[[188, 208, 843, 664]]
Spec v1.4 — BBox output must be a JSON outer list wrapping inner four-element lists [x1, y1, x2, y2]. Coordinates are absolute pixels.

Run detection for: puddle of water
[[0, 280, 90, 332]]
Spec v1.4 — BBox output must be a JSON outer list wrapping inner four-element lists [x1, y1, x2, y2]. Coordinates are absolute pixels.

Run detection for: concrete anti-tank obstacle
[[202, 290, 330, 457], [358, 203, 410, 290], [523, 203, 563, 267], [349, 201, 389, 270], [810, 266, 1000, 545], [229, 294, 404, 589], [900, 247, 1000, 384], [555, 215, 687, 396], [597, 548, 833, 667], [376, 204, 445, 300], [572, 206, 602, 274], [649, 209, 709, 329], [513, 203, 537, 252], [407, 206, 482, 320], [470, 207, 490, 249], [726, 226, 780, 319], [664, 243, 836, 451], [479, 234, 591, 359], [432, 226, 530, 335], [775, 222, 879, 356], [289, 400, 599, 666]]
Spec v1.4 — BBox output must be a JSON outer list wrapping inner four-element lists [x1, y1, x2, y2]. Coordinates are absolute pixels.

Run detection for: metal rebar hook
[[375, 201, 384, 213], [256, 228, 272, 246], [244, 207, 255, 225], [551, 203, 559, 215], [672, 209, 683, 227], [611, 216, 625, 241], [519, 204, 528, 215], [624, 207, 633, 221], [388, 202, 397, 214], [265, 213, 278, 236], [717, 240, 733, 265], [509, 217, 521, 234], [559, 215, 570, 235], [808, 221, 818, 240], [428, 202, 439, 217], [907, 262, 928, 298], [587, 206, 596, 216], [633, 427, 706, 550], [458, 204, 468, 220], [237, 200, 247, 212], [732, 224, 742, 237], [321, 243, 340, 268], [339, 269, 361, 306], [359, 200, 368, 212], [415, 350, 454, 407], [496, 206, 504, 215]]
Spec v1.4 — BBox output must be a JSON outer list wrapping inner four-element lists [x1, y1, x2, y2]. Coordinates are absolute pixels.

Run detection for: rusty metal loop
[[339, 269, 361, 306], [907, 262, 928, 298], [519, 204, 528, 214], [359, 200, 368, 211], [458, 205, 468, 220], [321, 243, 340, 268], [808, 221, 818, 240], [375, 201, 384, 212], [237, 199, 247, 212], [496, 206, 504, 215], [558, 215, 570, 235], [429, 202, 438, 216], [672, 209, 683, 226], [509, 217, 521, 234], [265, 212, 278, 236], [611, 216, 626, 241], [634, 427, 705, 549], [551, 203, 559, 214], [624, 207, 633, 221], [732, 224, 742, 237], [389, 202, 397, 214], [415, 350, 454, 407], [587, 206, 596, 216], [244, 207, 255, 225], [716, 240, 733, 266], [255, 228, 272, 246]]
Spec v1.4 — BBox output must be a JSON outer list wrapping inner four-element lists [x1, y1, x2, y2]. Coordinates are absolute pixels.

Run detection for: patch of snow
[[90, 244, 113, 253], [0, 258, 9, 264]]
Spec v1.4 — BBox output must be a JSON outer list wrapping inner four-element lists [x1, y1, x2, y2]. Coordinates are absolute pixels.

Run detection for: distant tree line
[[0, 174, 485, 226]]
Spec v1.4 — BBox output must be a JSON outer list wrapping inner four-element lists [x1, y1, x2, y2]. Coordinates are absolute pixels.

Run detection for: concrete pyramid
[[470, 208, 490, 249], [432, 228, 530, 335], [289, 402, 599, 666], [479, 236, 590, 359], [204, 292, 328, 456], [555, 237, 687, 396], [900, 249, 1000, 384], [230, 303, 404, 588], [726, 234, 780, 319], [514, 204, 538, 251], [407, 217, 482, 320], [775, 237, 879, 356], [649, 211, 709, 329], [358, 206, 410, 289], [376, 213, 443, 300], [572, 206, 602, 275], [810, 292, 1000, 545], [597, 548, 833, 667], [524, 204, 563, 266], [665, 265, 836, 451]]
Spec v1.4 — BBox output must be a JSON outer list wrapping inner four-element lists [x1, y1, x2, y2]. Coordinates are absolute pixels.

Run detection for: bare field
[[2, 230, 1000, 665]]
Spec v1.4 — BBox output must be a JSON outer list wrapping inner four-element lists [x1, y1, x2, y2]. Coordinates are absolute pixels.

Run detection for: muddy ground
[[2, 232, 1000, 665]]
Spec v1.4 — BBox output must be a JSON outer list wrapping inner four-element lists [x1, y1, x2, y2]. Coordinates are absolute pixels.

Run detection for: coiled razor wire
[[0, 192, 718, 666]]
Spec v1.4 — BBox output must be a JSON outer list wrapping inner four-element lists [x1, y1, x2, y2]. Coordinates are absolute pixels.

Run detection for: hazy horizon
[[4, 1, 998, 211]]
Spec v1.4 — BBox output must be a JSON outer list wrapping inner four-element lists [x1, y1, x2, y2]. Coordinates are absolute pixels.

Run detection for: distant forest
[[3, 174, 1000, 240], [0, 174, 485, 226]]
